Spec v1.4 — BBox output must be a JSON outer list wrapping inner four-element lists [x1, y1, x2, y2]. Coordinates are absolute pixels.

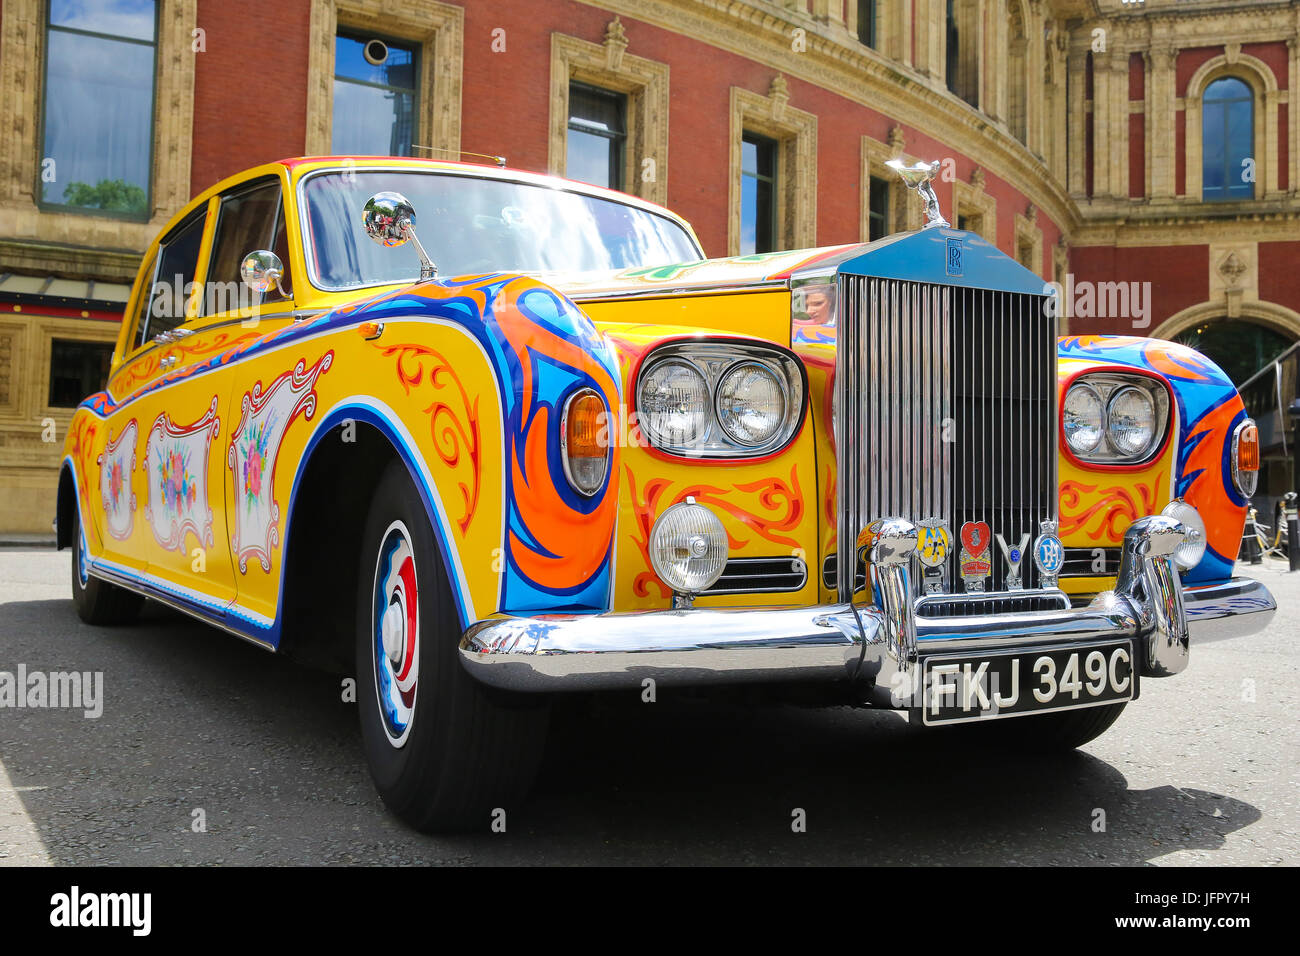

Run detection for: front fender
[[1058, 334, 1248, 585], [330, 273, 624, 617]]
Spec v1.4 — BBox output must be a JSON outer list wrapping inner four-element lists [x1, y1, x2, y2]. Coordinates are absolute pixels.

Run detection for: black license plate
[[919, 640, 1135, 726]]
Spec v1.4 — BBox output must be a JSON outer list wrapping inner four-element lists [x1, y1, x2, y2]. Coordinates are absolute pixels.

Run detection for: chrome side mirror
[[239, 249, 287, 295], [362, 191, 436, 280]]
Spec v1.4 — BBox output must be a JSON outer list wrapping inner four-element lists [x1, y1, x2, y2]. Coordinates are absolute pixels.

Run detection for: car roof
[[276, 155, 689, 224]]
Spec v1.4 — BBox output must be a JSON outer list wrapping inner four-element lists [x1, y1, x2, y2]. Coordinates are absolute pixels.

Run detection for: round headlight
[[1107, 386, 1156, 458], [639, 360, 709, 447], [1161, 499, 1207, 571], [716, 362, 785, 446], [649, 498, 728, 594], [1063, 383, 1104, 454]]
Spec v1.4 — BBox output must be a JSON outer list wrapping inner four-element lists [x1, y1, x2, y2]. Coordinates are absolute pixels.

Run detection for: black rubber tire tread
[[70, 509, 144, 626], [355, 459, 549, 833], [941, 701, 1128, 751]]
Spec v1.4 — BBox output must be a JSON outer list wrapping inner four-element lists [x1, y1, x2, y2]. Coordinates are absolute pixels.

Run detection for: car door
[[201, 175, 321, 630], [128, 198, 244, 614]]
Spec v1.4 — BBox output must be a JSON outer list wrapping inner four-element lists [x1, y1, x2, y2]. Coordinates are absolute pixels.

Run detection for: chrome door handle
[[159, 356, 178, 370]]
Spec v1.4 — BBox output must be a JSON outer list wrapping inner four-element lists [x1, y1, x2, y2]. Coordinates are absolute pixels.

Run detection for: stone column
[[1149, 46, 1177, 199], [1067, 49, 1088, 197]]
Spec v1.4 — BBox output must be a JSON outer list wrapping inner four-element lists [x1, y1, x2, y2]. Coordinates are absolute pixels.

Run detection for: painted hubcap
[[371, 521, 419, 747]]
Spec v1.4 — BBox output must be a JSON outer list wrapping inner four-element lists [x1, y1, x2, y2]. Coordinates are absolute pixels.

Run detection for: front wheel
[[355, 460, 549, 832]]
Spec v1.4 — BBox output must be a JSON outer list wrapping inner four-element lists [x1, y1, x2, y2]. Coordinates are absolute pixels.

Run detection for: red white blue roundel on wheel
[[373, 521, 420, 747]]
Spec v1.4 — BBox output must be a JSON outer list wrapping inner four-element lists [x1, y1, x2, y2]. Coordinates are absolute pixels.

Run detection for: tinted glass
[[302, 170, 701, 289], [741, 133, 777, 255], [1203, 77, 1253, 201], [332, 34, 418, 156], [567, 84, 626, 190], [144, 212, 206, 340], [868, 175, 890, 241], [42, 0, 156, 215], [204, 180, 292, 313], [49, 339, 114, 407]]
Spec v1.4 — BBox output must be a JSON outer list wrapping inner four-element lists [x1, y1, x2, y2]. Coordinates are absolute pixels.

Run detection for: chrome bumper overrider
[[459, 517, 1276, 696]]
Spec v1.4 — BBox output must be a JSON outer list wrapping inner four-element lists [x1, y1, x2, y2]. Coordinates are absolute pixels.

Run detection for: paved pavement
[[0, 548, 1295, 865]]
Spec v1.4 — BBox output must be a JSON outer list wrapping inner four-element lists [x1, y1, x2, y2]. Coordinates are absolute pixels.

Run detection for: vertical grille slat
[[835, 275, 1056, 603]]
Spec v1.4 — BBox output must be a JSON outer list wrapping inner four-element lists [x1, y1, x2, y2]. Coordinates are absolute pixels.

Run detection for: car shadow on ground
[[0, 596, 1261, 865]]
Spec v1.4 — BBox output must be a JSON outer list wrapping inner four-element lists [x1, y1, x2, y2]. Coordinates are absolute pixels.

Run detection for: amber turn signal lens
[[1232, 419, 1260, 498], [1237, 423, 1259, 471], [562, 389, 609, 496]]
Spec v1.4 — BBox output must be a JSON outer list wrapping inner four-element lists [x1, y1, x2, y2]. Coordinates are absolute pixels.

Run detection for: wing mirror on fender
[[362, 191, 436, 281]]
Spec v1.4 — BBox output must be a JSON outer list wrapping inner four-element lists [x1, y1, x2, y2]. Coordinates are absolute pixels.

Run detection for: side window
[[141, 211, 206, 344], [123, 249, 158, 355], [203, 179, 293, 315]]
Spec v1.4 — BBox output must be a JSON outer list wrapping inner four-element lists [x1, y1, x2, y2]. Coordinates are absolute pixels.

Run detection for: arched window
[[1202, 76, 1254, 201]]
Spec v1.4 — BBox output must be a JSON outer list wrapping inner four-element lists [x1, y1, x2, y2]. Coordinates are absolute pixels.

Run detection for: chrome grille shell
[[832, 275, 1058, 602]]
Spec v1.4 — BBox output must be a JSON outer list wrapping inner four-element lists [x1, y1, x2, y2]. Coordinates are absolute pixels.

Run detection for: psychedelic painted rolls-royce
[[58, 156, 1275, 832]]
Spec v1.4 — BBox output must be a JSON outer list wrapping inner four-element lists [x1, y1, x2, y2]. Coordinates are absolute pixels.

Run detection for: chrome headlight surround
[[1061, 372, 1171, 466], [635, 340, 807, 458]]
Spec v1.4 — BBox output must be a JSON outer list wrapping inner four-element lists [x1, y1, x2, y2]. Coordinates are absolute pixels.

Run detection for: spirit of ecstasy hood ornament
[[885, 159, 949, 229]]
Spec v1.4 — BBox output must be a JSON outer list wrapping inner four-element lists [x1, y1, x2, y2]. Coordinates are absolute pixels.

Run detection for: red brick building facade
[[1, 0, 1298, 532]]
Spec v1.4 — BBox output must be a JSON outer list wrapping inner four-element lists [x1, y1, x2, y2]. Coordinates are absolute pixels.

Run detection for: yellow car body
[[56, 157, 1274, 830]]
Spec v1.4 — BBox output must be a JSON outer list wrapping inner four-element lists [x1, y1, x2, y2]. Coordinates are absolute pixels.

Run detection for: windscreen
[[301, 170, 702, 290]]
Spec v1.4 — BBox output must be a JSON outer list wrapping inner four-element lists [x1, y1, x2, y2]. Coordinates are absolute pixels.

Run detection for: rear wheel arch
[[56, 462, 78, 550]]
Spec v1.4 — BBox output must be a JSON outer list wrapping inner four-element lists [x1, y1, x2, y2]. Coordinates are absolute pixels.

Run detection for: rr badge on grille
[[1033, 520, 1065, 588], [996, 532, 1031, 591], [959, 520, 991, 592], [916, 519, 951, 594]]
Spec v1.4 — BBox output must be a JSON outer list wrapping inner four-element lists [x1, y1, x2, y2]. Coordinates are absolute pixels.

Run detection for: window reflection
[[41, 0, 157, 216], [1203, 76, 1254, 201], [332, 33, 418, 156], [302, 171, 701, 289]]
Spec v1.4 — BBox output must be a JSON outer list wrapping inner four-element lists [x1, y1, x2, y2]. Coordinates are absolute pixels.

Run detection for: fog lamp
[[1161, 499, 1207, 571], [649, 497, 727, 598]]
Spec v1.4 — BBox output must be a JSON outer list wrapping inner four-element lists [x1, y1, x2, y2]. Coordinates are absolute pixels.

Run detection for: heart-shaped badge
[[960, 520, 991, 556]]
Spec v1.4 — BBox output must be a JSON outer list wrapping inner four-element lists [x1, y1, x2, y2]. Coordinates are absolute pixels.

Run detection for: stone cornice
[[575, 0, 1082, 234]]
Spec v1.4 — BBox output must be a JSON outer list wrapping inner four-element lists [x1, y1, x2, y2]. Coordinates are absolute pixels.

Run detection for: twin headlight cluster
[[1062, 373, 1171, 465], [636, 342, 806, 458], [559, 341, 807, 503]]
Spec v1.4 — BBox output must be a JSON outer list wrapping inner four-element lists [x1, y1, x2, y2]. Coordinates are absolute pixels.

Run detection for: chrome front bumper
[[459, 517, 1277, 697]]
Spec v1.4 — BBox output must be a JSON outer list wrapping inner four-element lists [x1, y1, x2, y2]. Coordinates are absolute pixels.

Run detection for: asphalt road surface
[[1, 548, 1295, 865]]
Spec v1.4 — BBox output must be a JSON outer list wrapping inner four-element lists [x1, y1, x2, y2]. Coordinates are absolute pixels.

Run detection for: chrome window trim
[[294, 165, 705, 294]]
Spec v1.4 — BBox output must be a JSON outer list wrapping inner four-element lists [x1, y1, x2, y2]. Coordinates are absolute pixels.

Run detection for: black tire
[[943, 701, 1128, 751], [355, 459, 549, 833], [69, 508, 143, 626]]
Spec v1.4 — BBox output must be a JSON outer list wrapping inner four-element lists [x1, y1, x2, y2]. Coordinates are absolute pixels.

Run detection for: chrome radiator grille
[[835, 276, 1057, 602]]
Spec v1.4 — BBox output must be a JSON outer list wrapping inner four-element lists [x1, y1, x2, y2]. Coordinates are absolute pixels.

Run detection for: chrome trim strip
[[565, 281, 788, 302]]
